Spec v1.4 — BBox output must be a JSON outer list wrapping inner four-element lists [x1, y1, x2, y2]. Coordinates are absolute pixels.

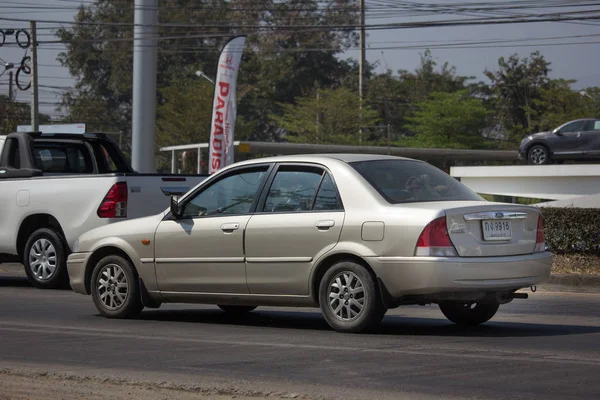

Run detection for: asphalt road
[[1, 268, 600, 400]]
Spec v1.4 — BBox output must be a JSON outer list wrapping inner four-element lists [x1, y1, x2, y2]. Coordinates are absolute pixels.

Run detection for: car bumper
[[367, 251, 552, 298], [67, 252, 92, 295]]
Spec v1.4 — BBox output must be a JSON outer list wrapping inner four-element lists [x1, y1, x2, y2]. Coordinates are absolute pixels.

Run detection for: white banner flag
[[208, 35, 246, 174]]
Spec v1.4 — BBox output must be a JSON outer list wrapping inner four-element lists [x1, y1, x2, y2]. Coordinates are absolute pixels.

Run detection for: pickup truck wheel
[[23, 228, 68, 289], [439, 301, 500, 326], [91, 255, 143, 319]]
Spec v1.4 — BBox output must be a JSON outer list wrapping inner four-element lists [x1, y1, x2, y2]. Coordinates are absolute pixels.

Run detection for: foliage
[[54, 2, 600, 154], [366, 50, 473, 138], [56, 0, 360, 149], [270, 86, 380, 145], [533, 79, 598, 131], [540, 207, 600, 255], [404, 89, 490, 149], [0, 96, 51, 135], [484, 51, 551, 142], [156, 78, 255, 147]]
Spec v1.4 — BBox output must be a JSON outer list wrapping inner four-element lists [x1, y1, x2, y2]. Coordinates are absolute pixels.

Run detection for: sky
[[1, 0, 600, 121]]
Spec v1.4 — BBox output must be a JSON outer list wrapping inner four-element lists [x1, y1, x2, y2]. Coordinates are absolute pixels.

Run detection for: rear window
[[32, 143, 94, 174], [350, 159, 482, 204]]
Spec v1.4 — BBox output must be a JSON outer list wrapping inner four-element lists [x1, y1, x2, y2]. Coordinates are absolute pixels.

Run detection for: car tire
[[23, 228, 68, 289], [319, 261, 386, 333], [527, 145, 551, 165], [218, 305, 257, 315], [439, 301, 500, 326], [90, 254, 143, 319]]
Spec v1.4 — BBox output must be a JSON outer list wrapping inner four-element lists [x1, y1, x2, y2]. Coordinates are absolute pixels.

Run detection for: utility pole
[[8, 71, 13, 101], [131, 0, 158, 173], [30, 20, 39, 131], [358, 0, 366, 145]]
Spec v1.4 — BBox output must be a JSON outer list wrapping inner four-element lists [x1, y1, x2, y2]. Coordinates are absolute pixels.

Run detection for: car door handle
[[221, 223, 240, 233], [315, 220, 335, 230]]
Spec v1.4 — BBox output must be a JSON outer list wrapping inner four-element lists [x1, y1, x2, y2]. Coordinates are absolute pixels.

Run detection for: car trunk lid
[[401, 201, 541, 257]]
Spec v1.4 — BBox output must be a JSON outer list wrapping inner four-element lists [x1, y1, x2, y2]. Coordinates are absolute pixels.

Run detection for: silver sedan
[[67, 154, 552, 333]]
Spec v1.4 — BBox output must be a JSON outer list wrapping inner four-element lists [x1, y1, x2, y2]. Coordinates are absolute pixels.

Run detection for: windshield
[[350, 159, 483, 204]]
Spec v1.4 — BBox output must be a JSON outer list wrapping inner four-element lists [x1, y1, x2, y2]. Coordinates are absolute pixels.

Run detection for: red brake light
[[534, 215, 546, 253], [97, 182, 128, 218], [415, 216, 457, 257]]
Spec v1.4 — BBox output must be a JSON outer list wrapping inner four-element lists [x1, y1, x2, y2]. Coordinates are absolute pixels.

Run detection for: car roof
[[234, 153, 415, 167]]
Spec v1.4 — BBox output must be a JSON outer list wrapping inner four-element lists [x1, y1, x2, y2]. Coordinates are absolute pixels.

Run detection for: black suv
[[518, 118, 600, 164]]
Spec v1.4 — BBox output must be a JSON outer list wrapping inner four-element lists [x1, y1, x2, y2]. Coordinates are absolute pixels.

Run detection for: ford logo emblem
[[495, 212, 504, 218]]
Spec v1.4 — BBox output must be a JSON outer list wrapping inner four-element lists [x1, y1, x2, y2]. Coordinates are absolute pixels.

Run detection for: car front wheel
[[528, 145, 551, 165], [319, 261, 386, 333], [439, 301, 500, 326], [91, 255, 143, 319]]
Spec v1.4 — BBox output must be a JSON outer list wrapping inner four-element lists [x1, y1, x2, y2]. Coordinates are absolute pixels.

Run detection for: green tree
[[367, 50, 473, 139], [270, 86, 380, 145], [156, 77, 255, 147], [0, 96, 51, 135], [56, 0, 360, 149], [484, 51, 551, 141], [404, 89, 490, 149], [533, 79, 598, 131]]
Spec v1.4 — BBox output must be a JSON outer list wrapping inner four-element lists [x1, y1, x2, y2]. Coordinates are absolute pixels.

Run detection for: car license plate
[[482, 220, 512, 241]]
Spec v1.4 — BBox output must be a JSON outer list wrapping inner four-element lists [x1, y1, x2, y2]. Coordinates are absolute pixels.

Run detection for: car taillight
[[415, 216, 457, 257], [97, 182, 128, 218], [534, 215, 546, 253]]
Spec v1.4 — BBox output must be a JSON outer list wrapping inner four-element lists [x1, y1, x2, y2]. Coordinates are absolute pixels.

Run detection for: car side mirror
[[553, 128, 563, 136], [170, 195, 182, 219]]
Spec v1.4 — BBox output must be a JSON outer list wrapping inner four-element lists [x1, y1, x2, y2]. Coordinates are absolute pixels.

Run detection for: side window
[[559, 120, 586, 133], [181, 167, 268, 218], [262, 167, 343, 213], [593, 120, 600, 131], [32, 143, 93, 173], [263, 168, 322, 212], [313, 173, 343, 211]]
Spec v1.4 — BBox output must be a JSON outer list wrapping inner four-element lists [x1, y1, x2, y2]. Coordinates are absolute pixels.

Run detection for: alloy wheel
[[529, 146, 547, 164], [96, 264, 129, 310], [328, 271, 366, 321]]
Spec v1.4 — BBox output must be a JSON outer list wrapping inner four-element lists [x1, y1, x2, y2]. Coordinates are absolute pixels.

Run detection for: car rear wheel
[[23, 228, 68, 289], [319, 261, 386, 333], [91, 255, 143, 319], [218, 305, 257, 315], [439, 301, 499, 326], [528, 145, 551, 165]]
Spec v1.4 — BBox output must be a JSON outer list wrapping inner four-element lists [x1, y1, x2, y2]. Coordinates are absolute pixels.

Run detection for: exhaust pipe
[[495, 291, 528, 304]]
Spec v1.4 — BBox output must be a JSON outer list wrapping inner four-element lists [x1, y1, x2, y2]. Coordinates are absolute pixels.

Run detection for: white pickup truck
[[0, 131, 207, 289]]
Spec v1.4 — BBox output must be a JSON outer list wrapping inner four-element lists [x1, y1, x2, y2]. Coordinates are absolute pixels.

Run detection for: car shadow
[[0, 276, 32, 288], [0, 275, 72, 290], [137, 308, 600, 338]]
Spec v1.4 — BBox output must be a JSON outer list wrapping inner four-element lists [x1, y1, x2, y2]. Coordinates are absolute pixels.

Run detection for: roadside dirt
[[0, 370, 306, 400], [552, 254, 600, 275]]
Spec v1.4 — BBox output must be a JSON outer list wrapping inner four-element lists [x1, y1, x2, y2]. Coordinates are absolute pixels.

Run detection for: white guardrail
[[450, 164, 600, 205]]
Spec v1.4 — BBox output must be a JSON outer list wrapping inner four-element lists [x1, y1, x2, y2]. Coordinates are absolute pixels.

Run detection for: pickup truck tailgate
[[124, 174, 207, 219]]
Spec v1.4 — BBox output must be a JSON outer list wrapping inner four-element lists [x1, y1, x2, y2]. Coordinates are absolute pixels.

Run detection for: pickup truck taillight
[[97, 182, 127, 218]]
